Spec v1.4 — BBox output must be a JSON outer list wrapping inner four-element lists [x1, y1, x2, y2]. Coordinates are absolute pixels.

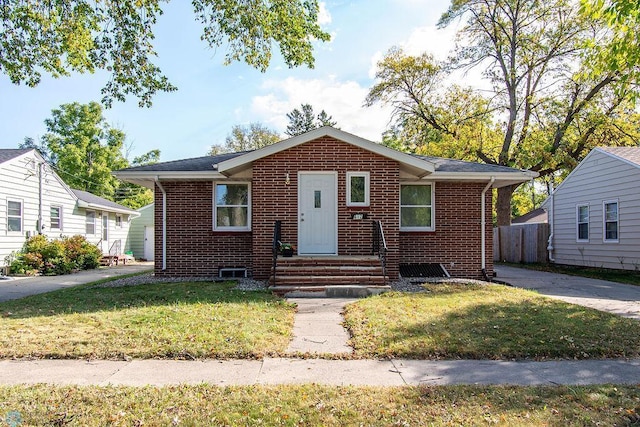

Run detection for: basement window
[[219, 268, 247, 278]]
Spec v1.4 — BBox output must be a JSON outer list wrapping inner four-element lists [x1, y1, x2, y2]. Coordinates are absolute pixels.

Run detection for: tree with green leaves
[[41, 102, 128, 199], [367, 0, 640, 225], [209, 123, 281, 155], [1, 1, 330, 107], [285, 103, 337, 136], [114, 150, 160, 209]]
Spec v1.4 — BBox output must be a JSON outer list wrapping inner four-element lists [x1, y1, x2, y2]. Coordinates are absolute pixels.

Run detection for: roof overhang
[[427, 171, 539, 188], [112, 171, 228, 188], [76, 200, 140, 217], [216, 126, 436, 177]]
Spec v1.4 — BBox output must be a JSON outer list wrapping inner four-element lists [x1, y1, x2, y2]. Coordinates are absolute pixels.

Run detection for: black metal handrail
[[271, 220, 282, 287], [372, 220, 388, 283]]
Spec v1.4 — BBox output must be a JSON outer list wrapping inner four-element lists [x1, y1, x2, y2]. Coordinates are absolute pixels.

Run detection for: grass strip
[[0, 384, 638, 426], [344, 283, 640, 359]]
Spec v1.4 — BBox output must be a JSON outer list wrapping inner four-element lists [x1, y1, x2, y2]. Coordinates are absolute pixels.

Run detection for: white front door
[[144, 226, 155, 261], [298, 172, 337, 255]]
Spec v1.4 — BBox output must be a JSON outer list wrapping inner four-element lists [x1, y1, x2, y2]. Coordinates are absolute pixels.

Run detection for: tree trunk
[[496, 184, 518, 226]]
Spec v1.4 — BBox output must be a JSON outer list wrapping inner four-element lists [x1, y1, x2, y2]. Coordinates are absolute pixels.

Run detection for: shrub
[[10, 235, 102, 276]]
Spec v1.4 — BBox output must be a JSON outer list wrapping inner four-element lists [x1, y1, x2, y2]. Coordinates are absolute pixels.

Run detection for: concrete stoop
[[272, 284, 391, 298]]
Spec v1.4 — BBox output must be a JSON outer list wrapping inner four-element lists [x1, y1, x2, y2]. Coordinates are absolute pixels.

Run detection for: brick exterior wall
[[154, 181, 252, 277], [399, 182, 494, 279], [153, 137, 494, 280], [251, 137, 400, 279]]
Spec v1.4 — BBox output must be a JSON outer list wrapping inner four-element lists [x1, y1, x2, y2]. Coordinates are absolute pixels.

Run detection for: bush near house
[[8, 235, 102, 275]]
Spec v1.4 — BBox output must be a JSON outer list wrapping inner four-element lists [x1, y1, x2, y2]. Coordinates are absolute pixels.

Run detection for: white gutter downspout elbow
[[547, 183, 555, 262], [155, 177, 167, 271], [481, 177, 496, 279]]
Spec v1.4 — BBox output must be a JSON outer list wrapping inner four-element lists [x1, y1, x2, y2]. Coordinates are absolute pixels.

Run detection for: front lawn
[[344, 283, 640, 360], [1, 384, 638, 426], [0, 281, 295, 359]]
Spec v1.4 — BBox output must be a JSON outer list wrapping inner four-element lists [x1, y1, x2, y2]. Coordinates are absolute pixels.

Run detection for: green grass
[[344, 283, 640, 360], [501, 262, 640, 286], [0, 384, 638, 426], [0, 281, 295, 359]]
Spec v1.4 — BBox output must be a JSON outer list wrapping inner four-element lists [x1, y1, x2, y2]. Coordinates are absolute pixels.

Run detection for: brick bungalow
[[115, 127, 536, 289]]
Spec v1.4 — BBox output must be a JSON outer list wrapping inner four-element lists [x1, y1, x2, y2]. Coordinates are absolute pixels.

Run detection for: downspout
[[547, 182, 555, 262], [481, 177, 496, 280], [37, 161, 43, 234], [155, 177, 167, 271]]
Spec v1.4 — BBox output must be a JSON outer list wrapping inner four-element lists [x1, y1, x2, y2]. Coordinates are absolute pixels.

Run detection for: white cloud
[[250, 76, 393, 141], [318, 2, 332, 25]]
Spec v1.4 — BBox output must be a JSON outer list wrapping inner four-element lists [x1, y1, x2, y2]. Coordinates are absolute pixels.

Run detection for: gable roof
[[114, 127, 537, 188], [0, 148, 32, 165], [512, 207, 548, 224], [72, 189, 139, 216]]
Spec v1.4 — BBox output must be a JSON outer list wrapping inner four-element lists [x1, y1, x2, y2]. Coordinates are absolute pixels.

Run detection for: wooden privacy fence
[[493, 223, 550, 264]]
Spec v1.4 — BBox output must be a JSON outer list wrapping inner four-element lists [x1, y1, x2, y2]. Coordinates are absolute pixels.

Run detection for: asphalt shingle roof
[[0, 148, 32, 165], [71, 189, 137, 213], [598, 147, 640, 167], [117, 150, 528, 174], [117, 152, 247, 172], [411, 155, 531, 173]]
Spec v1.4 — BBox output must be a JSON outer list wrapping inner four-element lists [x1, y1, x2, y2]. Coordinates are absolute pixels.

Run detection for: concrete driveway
[[0, 262, 153, 302], [495, 265, 640, 320]]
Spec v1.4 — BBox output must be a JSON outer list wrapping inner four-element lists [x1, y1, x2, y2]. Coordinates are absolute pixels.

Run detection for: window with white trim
[[576, 204, 589, 241], [50, 206, 62, 230], [346, 172, 369, 206], [85, 211, 96, 235], [603, 200, 619, 242], [400, 183, 434, 231], [7, 200, 22, 232], [214, 183, 250, 230]]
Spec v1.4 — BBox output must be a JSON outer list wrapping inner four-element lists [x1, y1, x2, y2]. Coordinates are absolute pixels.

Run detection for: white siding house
[[0, 149, 139, 266], [545, 147, 640, 270], [128, 203, 154, 260]]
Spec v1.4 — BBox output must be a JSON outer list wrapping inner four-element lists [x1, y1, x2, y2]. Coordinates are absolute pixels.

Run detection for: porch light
[[285, 173, 290, 185]]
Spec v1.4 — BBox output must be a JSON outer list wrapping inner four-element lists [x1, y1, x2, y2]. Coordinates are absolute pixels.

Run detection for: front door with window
[[298, 172, 337, 254]]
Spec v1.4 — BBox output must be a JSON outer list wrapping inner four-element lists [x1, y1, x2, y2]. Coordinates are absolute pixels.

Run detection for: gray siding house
[[0, 149, 138, 266], [545, 147, 640, 270]]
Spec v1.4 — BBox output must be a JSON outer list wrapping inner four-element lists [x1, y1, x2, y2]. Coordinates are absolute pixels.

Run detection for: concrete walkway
[[2, 358, 639, 386], [286, 298, 353, 354], [495, 265, 640, 319], [0, 262, 153, 302]]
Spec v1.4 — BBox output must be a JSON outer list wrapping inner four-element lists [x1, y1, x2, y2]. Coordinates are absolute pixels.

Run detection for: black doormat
[[399, 263, 449, 278]]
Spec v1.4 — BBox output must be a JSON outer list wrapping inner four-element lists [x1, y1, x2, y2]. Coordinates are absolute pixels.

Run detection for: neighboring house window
[[576, 205, 589, 241], [85, 211, 96, 235], [7, 200, 22, 232], [400, 183, 434, 231], [603, 200, 619, 242], [346, 172, 370, 206], [50, 206, 62, 230], [214, 183, 250, 230], [115, 215, 123, 228]]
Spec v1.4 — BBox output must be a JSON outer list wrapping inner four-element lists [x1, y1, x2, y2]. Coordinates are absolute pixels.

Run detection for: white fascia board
[[427, 170, 538, 187], [216, 126, 435, 175], [114, 171, 228, 181]]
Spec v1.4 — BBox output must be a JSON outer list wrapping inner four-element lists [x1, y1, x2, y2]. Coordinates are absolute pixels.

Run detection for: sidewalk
[[2, 358, 639, 386]]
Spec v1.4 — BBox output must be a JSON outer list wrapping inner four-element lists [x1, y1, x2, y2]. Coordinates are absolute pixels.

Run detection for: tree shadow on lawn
[[356, 294, 640, 360], [0, 281, 286, 319]]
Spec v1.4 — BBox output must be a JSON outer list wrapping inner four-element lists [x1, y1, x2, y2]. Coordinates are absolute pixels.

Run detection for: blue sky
[[0, 0, 457, 162]]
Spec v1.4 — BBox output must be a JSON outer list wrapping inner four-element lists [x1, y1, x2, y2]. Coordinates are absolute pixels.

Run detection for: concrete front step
[[277, 255, 381, 267], [270, 275, 388, 286], [276, 265, 384, 276], [271, 285, 391, 298]]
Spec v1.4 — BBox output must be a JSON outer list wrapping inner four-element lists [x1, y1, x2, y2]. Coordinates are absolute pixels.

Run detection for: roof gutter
[[481, 177, 496, 280], [155, 177, 167, 271]]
